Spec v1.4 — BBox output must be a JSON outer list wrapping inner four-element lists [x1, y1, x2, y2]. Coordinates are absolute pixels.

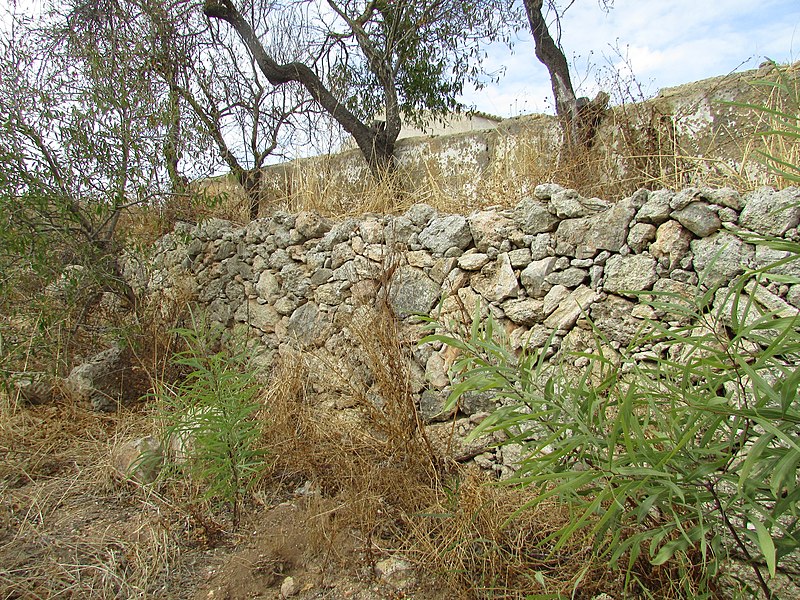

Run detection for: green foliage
[[423, 241, 800, 598], [157, 313, 267, 527]]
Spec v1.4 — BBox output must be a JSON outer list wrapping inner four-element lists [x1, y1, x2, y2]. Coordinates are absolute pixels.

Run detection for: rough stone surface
[[520, 257, 557, 298], [470, 253, 519, 303], [419, 215, 473, 254], [672, 201, 722, 237], [65, 345, 136, 412], [554, 198, 638, 258], [604, 254, 658, 296], [650, 221, 693, 271], [514, 196, 559, 234], [388, 266, 441, 317], [691, 232, 755, 289], [739, 187, 800, 236], [543, 285, 599, 331]]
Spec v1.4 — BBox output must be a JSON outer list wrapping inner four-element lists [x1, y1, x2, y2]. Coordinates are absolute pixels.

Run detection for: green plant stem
[[707, 481, 775, 600]]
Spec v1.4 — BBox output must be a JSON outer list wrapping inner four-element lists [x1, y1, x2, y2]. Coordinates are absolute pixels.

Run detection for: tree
[[522, 0, 610, 148], [138, 0, 327, 219], [201, 0, 513, 178]]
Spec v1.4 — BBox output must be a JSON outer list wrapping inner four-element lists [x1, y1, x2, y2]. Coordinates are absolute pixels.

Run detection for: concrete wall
[[214, 62, 798, 215]]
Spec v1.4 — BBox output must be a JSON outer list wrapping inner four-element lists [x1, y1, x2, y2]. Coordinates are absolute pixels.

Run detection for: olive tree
[[201, 0, 515, 178], [522, 0, 611, 148]]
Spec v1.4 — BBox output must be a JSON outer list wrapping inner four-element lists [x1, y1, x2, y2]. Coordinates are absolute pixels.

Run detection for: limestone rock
[[691, 232, 754, 289], [627, 223, 657, 253], [468, 210, 517, 252], [635, 189, 673, 225], [113, 436, 162, 484], [294, 211, 332, 240], [470, 253, 519, 303], [514, 196, 559, 234], [287, 302, 329, 347], [604, 254, 658, 296], [739, 187, 800, 236], [543, 285, 599, 331], [521, 256, 557, 298], [457, 251, 490, 271], [671, 201, 721, 237], [389, 266, 441, 317], [502, 298, 545, 326], [548, 188, 610, 218], [591, 295, 642, 347], [419, 215, 472, 254], [405, 203, 437, 228], [650, 221, 692, 271], [546, 266, 588, 288], [65, 345, 136, 412], [554, 198, 638, 258], [375, 557, 417, 591]]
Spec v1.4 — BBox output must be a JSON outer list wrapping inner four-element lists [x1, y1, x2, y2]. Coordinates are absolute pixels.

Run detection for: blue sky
[[463, 0, 800, 117]]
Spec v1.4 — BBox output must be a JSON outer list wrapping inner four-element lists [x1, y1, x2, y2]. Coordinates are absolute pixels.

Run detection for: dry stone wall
[[134, 184, 800, 472]]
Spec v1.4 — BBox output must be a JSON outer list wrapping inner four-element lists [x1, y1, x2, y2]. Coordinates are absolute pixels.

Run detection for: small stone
[[280, 576, 298, 598], [672, 201, 721, 237]]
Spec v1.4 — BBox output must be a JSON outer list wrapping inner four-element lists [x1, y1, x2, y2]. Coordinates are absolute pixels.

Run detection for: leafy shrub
[[424, 241, 800, 599], [155, 313, 267, 527]]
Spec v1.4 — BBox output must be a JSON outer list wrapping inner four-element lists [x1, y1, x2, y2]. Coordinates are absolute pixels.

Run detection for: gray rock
[[287, 302, 329, 347], [425, 353, 450, 389], [385, 216, 417, 246], [419, 215, 473, 255], [461, 390, 498, 415], [65, 345, 136, 411], [255, 271, 280, 301], [554, 197, 638, 258], [113, 436, 162, 484], [533, 183, 564, 200], [457, 251, 490, 271], [508, 248, 532, 268], [635, 189, 673, 225], [530, 233, 552, 260], [704, 187, 742, 210], [358, 219, 384, 244], [546, 267, 587, 288], [317, 218, 358, 251], [604, 254, 658, 296], [242, 300, 282, 333], [591, 295, 642, 347], [543, 285, 600, 331], [627, 223, 657, 253], [753, 245, 800, 279], [691, 232, 754, 289], [294, 211, 332, 240], [405, 203, 437, 228], [739, 187, 800, 236], [514, 196, 560, 234], [672, 201, 721, 237], [470, 253, 519, 303], [521, 256, 557, 298], [468, 210, 517, 252], [670, 187, 702, 210], [502, 298, 544, 326], [549, 188, 610, 218], [374, 557, 417, 591], [389, 266, 441, 317], [543, 284, 570, 317]]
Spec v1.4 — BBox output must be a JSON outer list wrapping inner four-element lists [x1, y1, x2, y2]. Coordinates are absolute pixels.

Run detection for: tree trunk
[[203, 0, 396, 178], [522, 0, 607, 149]]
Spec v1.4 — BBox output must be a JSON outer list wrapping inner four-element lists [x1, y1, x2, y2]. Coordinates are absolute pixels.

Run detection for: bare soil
[[0, 402, 451, 600]]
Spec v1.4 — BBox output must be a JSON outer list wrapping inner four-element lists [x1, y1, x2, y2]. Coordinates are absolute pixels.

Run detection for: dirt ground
[[0, 402, 453, 600]]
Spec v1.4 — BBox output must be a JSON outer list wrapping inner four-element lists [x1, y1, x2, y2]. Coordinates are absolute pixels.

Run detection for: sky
[[462, 0, 800, 118]]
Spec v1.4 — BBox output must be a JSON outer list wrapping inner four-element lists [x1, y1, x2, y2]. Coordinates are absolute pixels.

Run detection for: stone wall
[[133, 184, 800, 472]]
